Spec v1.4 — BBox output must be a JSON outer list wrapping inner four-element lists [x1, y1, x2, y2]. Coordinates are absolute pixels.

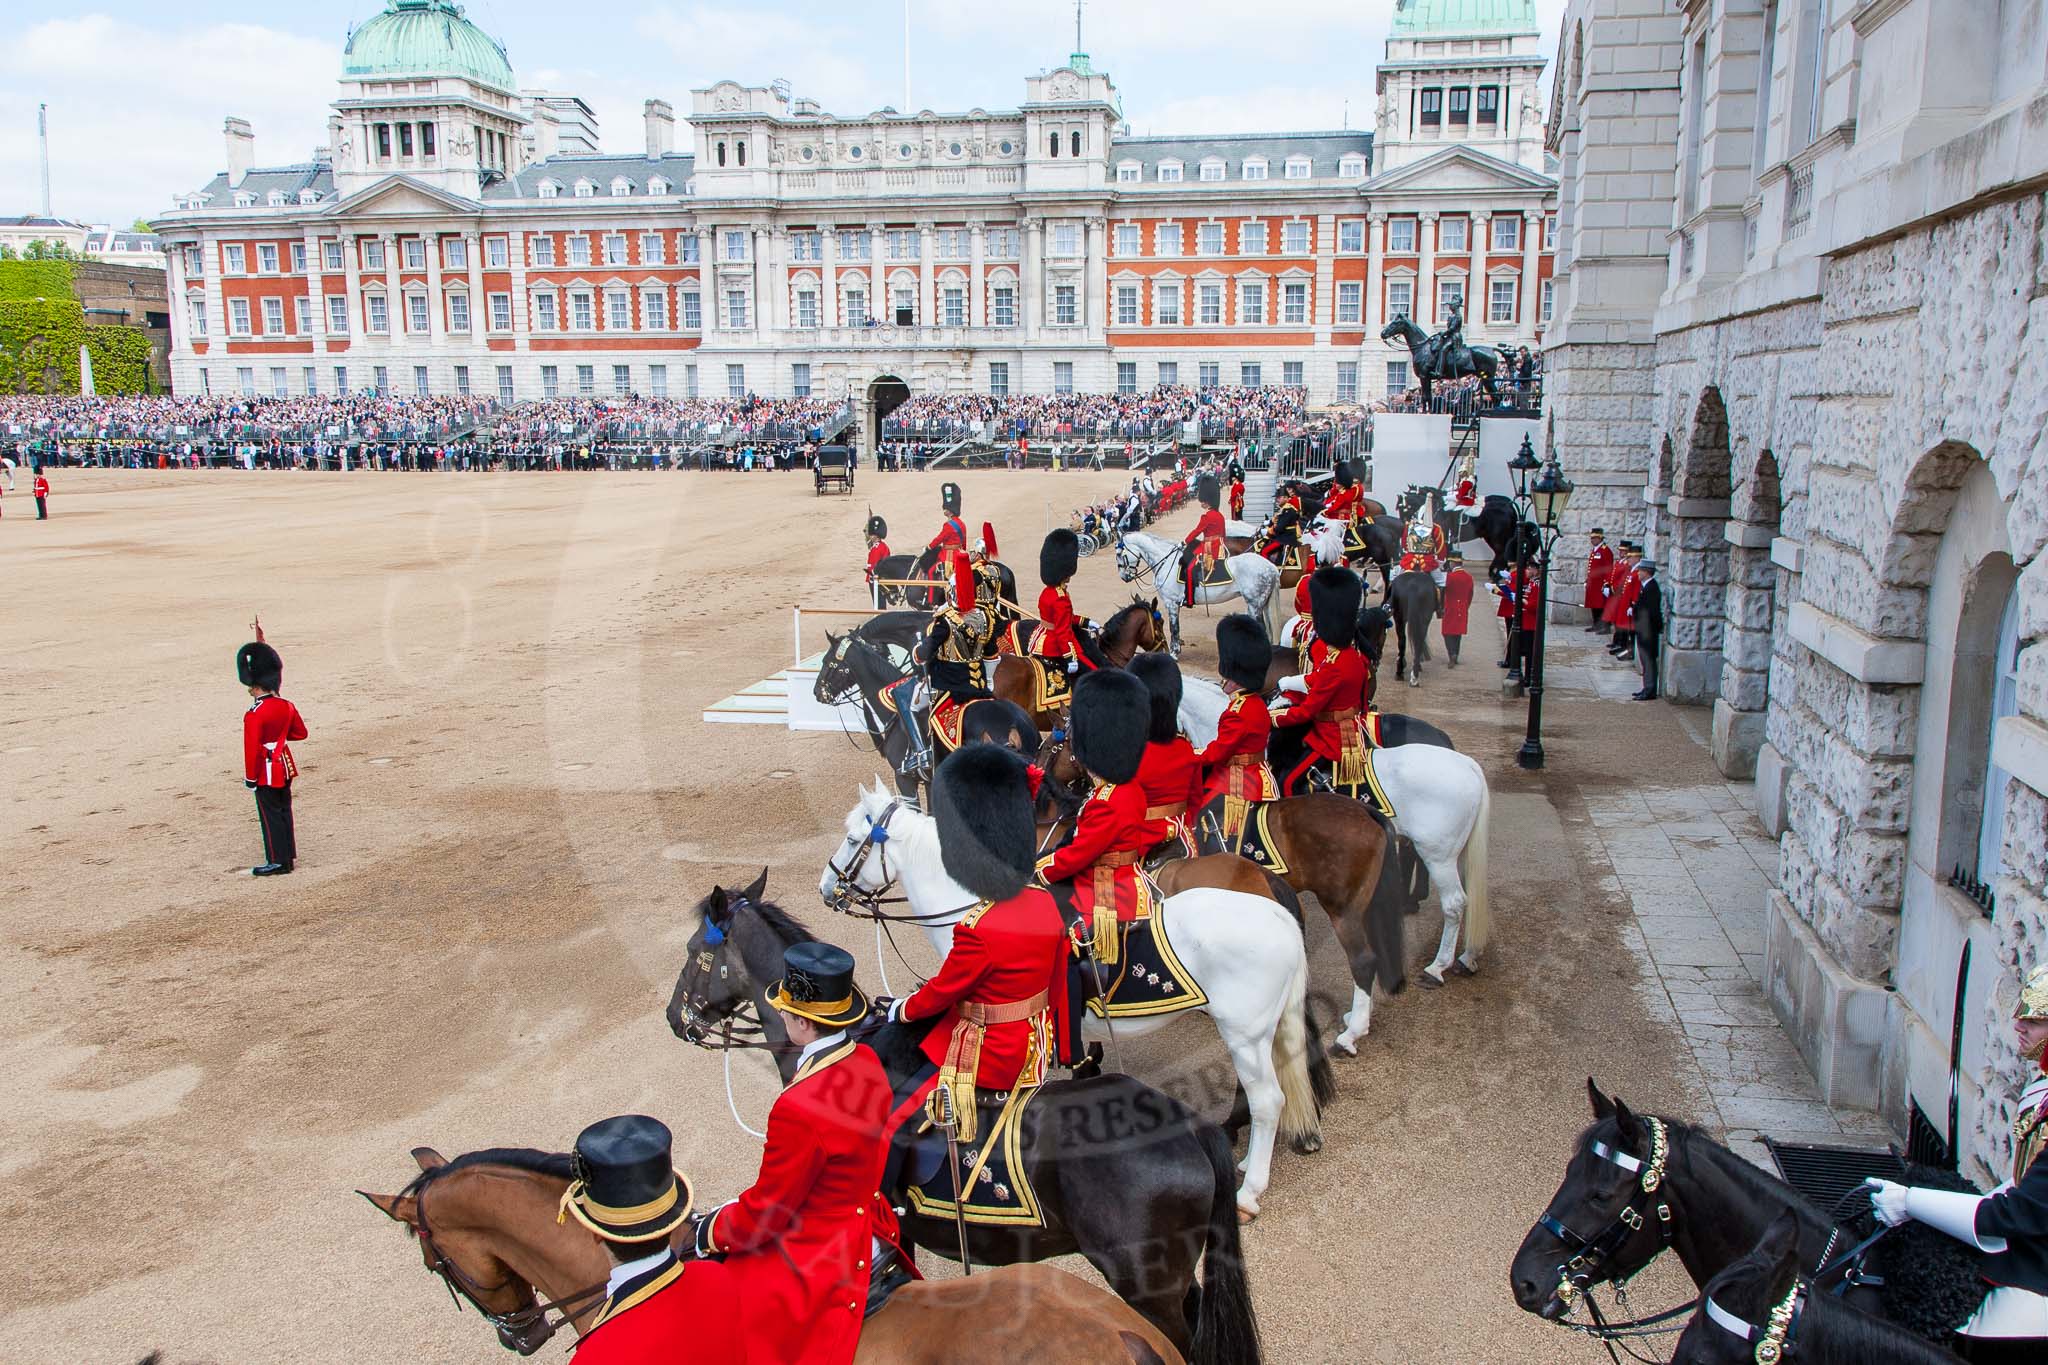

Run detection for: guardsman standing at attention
[[1228, 463, 1246, 521], [1582, 528, 1614, 633], [1197, 614, 1280, 845], [1034, 528, 1101, 672], [890, 744, 1076, 1097], [695, 940, 911, 1365], [33, 466, 49, 519], [927, 482, 968, 593], [1270, 567, 1370, 798], [864, 512, 890, 593], [559, 1114, 740, 1365], [239, 621, 307, 877], [1129, 653, 1203, 858], [1180, 473, 1227, 607], [1040, 671, 1169, 957]]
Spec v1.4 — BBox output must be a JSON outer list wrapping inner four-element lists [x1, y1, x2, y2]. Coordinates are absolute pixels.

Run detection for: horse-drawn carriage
[[813, 444, 854, 495]]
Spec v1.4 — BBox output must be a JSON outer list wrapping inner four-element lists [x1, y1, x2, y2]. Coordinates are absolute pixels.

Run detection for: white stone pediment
[[326, 175, 479, 219], [1365, 146, 1554, 196]]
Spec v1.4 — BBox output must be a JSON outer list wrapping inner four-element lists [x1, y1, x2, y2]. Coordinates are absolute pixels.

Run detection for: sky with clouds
[[2, 0, 1567, 228]]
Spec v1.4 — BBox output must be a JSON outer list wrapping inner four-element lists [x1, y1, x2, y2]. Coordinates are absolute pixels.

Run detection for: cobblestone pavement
[[1542, 623, 1897, 1166]]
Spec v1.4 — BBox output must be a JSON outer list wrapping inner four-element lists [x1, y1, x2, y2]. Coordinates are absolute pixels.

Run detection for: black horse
[[668, 873, 1263, 1365], [1386, 570, 1441, 689], [1512, 1082, 1993, 1348], [1380, 316, 1501, 400], [1670, 1212, 1967, 1365], [814, 633, 1040, 797]]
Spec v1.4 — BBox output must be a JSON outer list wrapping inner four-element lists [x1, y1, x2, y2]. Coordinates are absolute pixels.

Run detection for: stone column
[[1468, 212, 1489, 340], [1365, 212, 1386, 337], [165, 242, 189, 356], [1085, 216, 1108, 337], [766, 225, 787, 335], [821, 223, 839, 329], [203, 233, 228, 344], [425, 233, 446, 345], [754, 225, 772, 338], [969, 221, 987, 328], [1023, 216, 1044, 342], [1416, 211, 1438, 326], [1313, 214, 1335, 332], [1713, 526, 1777, 777], [341, 233, 363, 354], [917, 222, 935, 328], [378, 233, 398, 346], [1521, 211, 1544, 338], [464, 232, 484, 343], [867, 222, 884, 326], [507, 229, 529, 352]]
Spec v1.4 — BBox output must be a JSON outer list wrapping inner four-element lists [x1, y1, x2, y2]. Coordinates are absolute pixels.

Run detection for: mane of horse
[[399, 1147, 576, 1200], [1702, 1233, 1962, 1365], [1101, 597, 1153, 641]]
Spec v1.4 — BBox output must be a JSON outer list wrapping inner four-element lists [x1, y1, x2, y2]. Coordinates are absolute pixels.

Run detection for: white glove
[[886, 997, 907, 1024], [1864, 1178, 1909, 1227], [1279, 674, 1308, 694], [1066, 659, 1079, 674]]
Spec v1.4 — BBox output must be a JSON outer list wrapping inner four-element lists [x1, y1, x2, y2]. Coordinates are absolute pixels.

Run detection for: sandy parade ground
[[0, 467, 1718, 1363]]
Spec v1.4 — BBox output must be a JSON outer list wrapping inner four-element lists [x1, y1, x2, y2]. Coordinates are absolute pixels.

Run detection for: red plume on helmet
[[980, 522, 998, 559]]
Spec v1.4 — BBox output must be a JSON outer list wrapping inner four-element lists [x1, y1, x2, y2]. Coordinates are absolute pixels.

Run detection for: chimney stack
[[644, 99, 675, 159], [224, 117, 255, 187]]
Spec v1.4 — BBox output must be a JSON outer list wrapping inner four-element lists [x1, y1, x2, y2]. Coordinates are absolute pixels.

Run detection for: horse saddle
[[1075, 910, 1209, 1021], [930, 694, 982, 751], [996, 620, 1039, 656], [1351, 750, 1397, 818], [1018, 653, 1074, 710], [904, 1085, 1046, 1228], [1192, 556, 1233, 587], [1226, 802, 1290, 876]]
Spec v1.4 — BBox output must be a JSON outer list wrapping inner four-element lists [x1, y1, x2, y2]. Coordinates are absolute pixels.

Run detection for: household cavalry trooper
[[1179, 472, 1227, 608], [692, 940, 912, 1365], [886, 744, 1077, 1130], [1129, 653, 1202, 859], [863, 512, 890, 593], [1866, 959, 2048, 1360], [1038, 670, 1168, 965], [1270, 567, 1371, 798], [239, 621, 308, 877], [1033, 528, 1103, 673], [926, 482, 968, 592], [1197, 614, 1281, 845], [909, 567, 994, 775], [1452, 450, 1479, 527], [1399, 508, 1446, 583]]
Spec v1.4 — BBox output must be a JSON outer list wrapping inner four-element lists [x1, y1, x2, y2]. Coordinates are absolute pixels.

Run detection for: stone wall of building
[[72, 261, 172, 389]]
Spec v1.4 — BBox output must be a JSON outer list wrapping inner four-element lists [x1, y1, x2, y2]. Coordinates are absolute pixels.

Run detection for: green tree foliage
[[0, 260, 154, 395], [0, 258, 77, 301]]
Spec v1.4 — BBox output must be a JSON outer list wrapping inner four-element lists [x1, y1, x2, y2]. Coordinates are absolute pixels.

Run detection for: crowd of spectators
[[882, 385, 1312, 444]]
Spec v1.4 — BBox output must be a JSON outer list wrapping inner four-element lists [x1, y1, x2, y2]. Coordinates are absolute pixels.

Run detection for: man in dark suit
[[1633, 559, 1664, 701]]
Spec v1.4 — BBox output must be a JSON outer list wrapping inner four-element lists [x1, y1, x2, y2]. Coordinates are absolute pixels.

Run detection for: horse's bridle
[[412, 1179, 607, 1348], [672, 898, 797, 1055], [1535, 1117, 1678, 1312], [824, 798, 976, 925], [1703, 1282, 1804, 1364], [1116, 538, 1177, 587]]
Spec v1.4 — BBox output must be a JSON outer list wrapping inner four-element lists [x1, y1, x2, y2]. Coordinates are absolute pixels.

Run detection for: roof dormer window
[[573, 180, 595, 198], [1284, 157, 1311, 180], [611, 177, 633, 196], [1339, 155, 1367, 178], [1242, 158, 1268, 181], [266, 190, 287, 207], [1116, 161, 1141, 184], [1157, 160, 1183, 182], [1199, 158, 1225, 181], [648, 178, 670, 195], [298, 189, 321, 204], [537, 180, 560, 199], [234, 191, 257, 208]]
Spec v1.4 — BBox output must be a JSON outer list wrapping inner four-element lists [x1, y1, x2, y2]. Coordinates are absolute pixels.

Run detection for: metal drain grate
[[1762, 1139, 1904, 1213]]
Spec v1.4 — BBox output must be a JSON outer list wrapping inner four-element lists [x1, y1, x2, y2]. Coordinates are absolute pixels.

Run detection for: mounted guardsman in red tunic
[[926, 482, 968, 595], [1270, 567, 1371, 799], [691, 941, 912, 1365], [864, 512, 890, 591], [1256, 479, 1307, 567], [1179, 473, 1227, 607], [1198, 614, 1281, 845], [1319, 459, 1365, 525], [1032, 528, 1101, 674], [1038, 670, 1168, 962], [889, 744, 1075, 1136], [560, 1114, 742, 1365], [1129, 653, 1202, 860]]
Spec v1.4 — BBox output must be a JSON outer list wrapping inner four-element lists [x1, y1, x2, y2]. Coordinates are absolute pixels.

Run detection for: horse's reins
[[824, 798, 979, 926], [413, 1178, 606, 1342]]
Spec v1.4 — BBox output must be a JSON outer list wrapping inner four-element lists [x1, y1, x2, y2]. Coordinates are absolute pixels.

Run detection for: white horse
[[820, 781, 1320, 1218], [1181, 678, 1493, 990], [1114, 531, 1279, 656]]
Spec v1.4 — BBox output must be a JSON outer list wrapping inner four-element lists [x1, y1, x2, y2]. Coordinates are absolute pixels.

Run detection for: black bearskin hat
[[865, 512, 887, 539], [1128, 652, 1183, 745], [1333, 459, 1355, 488], [933, 744, 1038, 902], [1040, 528, 1079, 586], [1216, 614, 1271, 692], [237, 640, 283, 691], [1309, 566, 1363, 651], [940, 482, 962, 517], [1195, 473, 1220, 510], [1068, 669, 1148, 785]]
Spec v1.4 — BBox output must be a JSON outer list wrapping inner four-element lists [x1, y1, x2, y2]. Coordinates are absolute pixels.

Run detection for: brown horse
[[361, 1148, 1186, 1364]]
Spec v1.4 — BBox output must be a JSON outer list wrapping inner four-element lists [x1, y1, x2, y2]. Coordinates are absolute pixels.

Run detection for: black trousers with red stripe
[[254, 782, 296, 867]]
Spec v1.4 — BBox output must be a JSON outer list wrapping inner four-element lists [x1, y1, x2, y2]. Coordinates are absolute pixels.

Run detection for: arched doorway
[[867, 375, 909, 460], [1665, 388, 1732, 705], [1713, 447, 1781, 776]]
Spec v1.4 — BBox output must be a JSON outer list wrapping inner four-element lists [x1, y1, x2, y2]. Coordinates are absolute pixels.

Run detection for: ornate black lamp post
[[1503, 435, 1540, 685], [1517, 457, 1575, 770]]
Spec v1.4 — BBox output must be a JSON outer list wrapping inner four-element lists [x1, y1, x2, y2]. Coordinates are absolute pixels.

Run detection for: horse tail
[[1190, 1119, 1263, 1365], [1461, 776, 1492, 958], [1365, 809, 1408, 995], [1272, 948, 1322, 1145]]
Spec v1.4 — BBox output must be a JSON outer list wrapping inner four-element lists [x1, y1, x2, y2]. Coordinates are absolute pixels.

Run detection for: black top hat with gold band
[[237, 640, 283, 691], [561, 1114, 694, 1244], [768, 941, 870, 1029]]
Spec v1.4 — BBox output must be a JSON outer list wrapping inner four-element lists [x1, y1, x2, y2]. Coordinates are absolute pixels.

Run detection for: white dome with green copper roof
[[342, 0, 515, 91], [1390, 0, 1540, 38]]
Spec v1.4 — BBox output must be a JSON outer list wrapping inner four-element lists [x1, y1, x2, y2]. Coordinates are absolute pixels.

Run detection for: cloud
[[0, 14, 335, 226], [633, 6, 880, 113]]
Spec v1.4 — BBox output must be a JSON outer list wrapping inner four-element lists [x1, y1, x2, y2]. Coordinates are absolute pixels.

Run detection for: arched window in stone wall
[[1716, 446, 1782, 776]]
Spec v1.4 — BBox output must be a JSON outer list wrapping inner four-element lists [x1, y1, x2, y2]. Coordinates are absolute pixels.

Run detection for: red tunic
[[1583, 543, 1615, 610], [1228, 481, 1245, 519], [1293, 571, 1314, 619], [703, 1040, 908, 1365], [928, 516, 967, 590], [901, 888, 1070, 1089], [1613, 569, 1641, 630], [1440, 568, 1474, 636], [33, 475, 49, 500], [1519, 574, 1544, 630], [1182, 507, 1227, 558], [1034, 585, 1091, 668], [1134, 737, 1203, 853], [1273, 646, 1369, 764], [1320, 484, 1361, 522], [1453, 476, 1476, 510], [1498, 567, 1521, 620], [1196, 692, 1280, 807], [865, 540, 890, 585], [1040, 781, 1168, 922], [243, 696, 307, 787], [573, 1256, 742, 1365]]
